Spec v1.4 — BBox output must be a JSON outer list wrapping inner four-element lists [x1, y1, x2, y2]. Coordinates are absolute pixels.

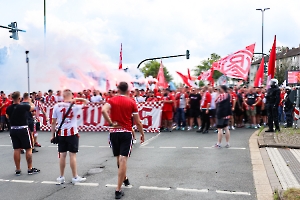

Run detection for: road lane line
[[139, 186, 170, 191], [79, 145, 95, 148], [99, 146, 110, 148], [159, 147, 176, 149], [176, 188, 208, 192], [0, 179, 10, 182], [105, 184, 133, 188], [74, 182, 99, 186], [11, 180, 34, 183], [216, 190, 251, 195], [0, 145, 11, 147], [41, 181, 60, 185], [182, 147, 198, 149], [140, 132, 161, 147], [203, 147, 246, 149]]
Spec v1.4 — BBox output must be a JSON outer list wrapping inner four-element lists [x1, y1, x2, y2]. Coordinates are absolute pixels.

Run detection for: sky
[[0, 0, 300, 92]]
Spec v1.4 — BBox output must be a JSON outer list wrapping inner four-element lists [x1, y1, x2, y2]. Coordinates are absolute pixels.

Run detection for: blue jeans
[[278, 106, 284, 122], [176, 108, 186, 127]]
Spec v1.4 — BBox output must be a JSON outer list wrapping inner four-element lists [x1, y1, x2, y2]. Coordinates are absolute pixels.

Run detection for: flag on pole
[[176, 71, 192, 87], [187, 68, 192, 80], [267, 36, 276, 88], [157, 60, 168, 88], [118, 43, 122, 70], [212, 43, 255, 80], [254, 57, 264, 87]]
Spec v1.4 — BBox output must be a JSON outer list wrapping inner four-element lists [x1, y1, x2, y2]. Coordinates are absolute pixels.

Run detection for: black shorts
[[210, 109, 216, 118], [10, 128, 32, 149], [185, 108, 190, 118], [216, 118, 229, 129], [109, 132, 133, 157], [256, 106, 262, 115], [189, 108, 200, 118], [58, 135, 79, 153], [261, 109, 267, 116], [28, 123, 34, 132]]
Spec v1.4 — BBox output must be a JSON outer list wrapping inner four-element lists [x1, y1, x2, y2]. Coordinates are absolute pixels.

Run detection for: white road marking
[[80, 145, 95, 148], [99, 146, 110, 148], [140, 146, 154, 148], [216, 190, 251, 195], [74, 182, 99, 186], [0, 179, 10, 182], [140, 132, 161, 147], [139, 186, 170, 191], [203, 147, 246, 149], [41, 181, 60, 185], [182, 147, 198, 149], [11, 180, 34, 183], [105, 184, 133, 188], [176, 188, 208, 192], [159, 147, 176, 149], [0, 145, 11, 147]]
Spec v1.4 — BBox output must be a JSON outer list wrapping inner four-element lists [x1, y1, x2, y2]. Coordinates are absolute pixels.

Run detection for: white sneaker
[[257, 124, 261, 128], [72, 176, 86, 184], [187, 126, 192, 131], [231, 126, 235, 130], [133, 139, 137, 144], [57, 176, 65, 184]]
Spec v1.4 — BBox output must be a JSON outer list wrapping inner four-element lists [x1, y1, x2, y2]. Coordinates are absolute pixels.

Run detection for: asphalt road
[[0, 128, 256, 200]]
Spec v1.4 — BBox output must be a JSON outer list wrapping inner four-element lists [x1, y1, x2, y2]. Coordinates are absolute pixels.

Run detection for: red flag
[[212, 43, 255, 80], [268, 36, 276, 79], [198, 68, 213, 81], [187, 68, 192, 80], [156, 60, 168, 88], [106, 79, 110, 91], [176, 71, 192, 87], [254, 57, 264, 87], [118, 43, 122, 70]]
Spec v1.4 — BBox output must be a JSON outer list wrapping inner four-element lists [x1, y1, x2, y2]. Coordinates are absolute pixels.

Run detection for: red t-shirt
[[256, 92, 263, 106], [108, 95, 138, 132], [279, 92, 285, 106], [162, 94, 174, 112], [1, 99, 12, 116], [201, 91, 211, 109], [146, 97, 157, 102], [230, 92, 237, 104]]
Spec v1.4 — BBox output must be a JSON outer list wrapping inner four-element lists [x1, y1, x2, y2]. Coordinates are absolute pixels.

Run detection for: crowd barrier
[[39, 102, 163, 133]]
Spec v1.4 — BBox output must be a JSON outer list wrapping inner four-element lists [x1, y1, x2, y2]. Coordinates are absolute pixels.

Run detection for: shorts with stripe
[[109, 132, 133, 157], [10, 128, 32, 149]]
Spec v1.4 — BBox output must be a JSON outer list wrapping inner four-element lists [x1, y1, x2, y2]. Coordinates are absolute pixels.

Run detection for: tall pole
[[44, 0, 46, 39], [26, 51, 30, 94]]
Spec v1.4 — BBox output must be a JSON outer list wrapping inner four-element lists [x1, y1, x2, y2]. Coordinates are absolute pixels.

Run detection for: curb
[[249, 130, 273, 200], [258, 131, 300, 149]]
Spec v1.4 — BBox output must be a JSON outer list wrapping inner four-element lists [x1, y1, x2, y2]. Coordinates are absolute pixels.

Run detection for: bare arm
[[74, 97, 89, 105], [101, 103, 114, 126], [50, 118, 57, 139], [133, 113, 145, 143]]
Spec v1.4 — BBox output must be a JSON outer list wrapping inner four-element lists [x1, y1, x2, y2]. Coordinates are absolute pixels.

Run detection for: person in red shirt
[[229, 87, 237, 130], [0, 94, 12, 131], [197, 86, 212, 133], [101, 82, 145, 199], [278, 88, 285, 123], [260, 88, 267, 126], [146, 91, 157, 102], [255, 87, 263, 127], [161, 89, 174, 132]]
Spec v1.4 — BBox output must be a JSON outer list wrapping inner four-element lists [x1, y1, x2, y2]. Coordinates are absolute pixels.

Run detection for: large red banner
[[39, 102, 163, 133]]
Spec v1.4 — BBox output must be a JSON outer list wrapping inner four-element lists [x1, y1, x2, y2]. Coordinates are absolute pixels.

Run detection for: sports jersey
[[46, 95, 56, 103], [1, 99, 12, 116], [245, 93, 257, 106], [201, 91, 212, 109], [52, 102, 83, 136], [256, 92, 263, 106], [56, 95, 64, 102], [162, 94, 174, 112], [279, 92, 285, 106], [189, 93, 201, 109], [107, 95, 138, 132], [175, 93, 188, 108]]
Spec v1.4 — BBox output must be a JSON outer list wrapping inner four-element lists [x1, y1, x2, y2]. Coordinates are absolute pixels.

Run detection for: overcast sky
[[1, 0, 300, 85]]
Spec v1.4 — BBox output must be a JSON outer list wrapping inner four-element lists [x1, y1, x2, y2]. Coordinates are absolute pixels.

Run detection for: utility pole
[[26, 51, 30, 94]]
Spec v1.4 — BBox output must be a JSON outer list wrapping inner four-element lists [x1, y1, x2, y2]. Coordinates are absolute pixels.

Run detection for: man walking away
[[6, 91, 40, 175], [188, 88, 201, 131], [51, 89, 89, 184], [102, 82, 145, 199]]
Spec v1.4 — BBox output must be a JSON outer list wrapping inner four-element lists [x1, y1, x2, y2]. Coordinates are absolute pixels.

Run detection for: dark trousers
[[267, 105, 279, 130], [201, 109, 210, 131], [285, 108, 293, 127], [176, 108, 186, 127]]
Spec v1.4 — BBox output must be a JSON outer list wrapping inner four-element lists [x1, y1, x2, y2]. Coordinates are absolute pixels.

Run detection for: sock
[[117, 164, 119, 169]]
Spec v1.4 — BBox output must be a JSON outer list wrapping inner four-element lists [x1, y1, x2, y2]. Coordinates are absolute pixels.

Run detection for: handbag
[[51, 103, 74, 144]]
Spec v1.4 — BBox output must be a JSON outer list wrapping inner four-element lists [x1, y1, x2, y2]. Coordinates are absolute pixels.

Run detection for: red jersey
[[46, 95, 56, 103], [201, 91, 211, 109], [256, 92, 263, 106], [1, 99, 12, 116], [162, 94, 174, 112], [230, 92, 237, 104], [108, 95, 138, 132], [279, 92, 285, 106]]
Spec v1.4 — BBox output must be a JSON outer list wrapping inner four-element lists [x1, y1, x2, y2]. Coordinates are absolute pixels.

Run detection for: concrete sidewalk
[[250, 130, 300, 200]]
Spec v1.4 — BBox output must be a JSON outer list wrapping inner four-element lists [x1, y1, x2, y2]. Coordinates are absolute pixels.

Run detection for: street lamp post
[[25, 51, 30, 94], [256, 8, 270, 71]]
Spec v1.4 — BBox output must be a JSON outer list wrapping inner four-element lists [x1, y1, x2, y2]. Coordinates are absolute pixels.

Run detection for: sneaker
[[115, 190, 124, 199], [133, 139, 137, 144], [231, 126, 235, 130], [34, 142, 41, 147], [202, 130, 209, 134], [223, 130, 226, 134], [213, 144, 221, 148], [72, 176, 86, 184], [257, 124, 261, 128], [15, 170, 21, 176], [32, 148, 39, 153], [225, 144, 230, 148], [193, 126, 198, 129], [214, 129, 218, 133], [175, 127, 180, 131], [181, 127, 185, 131], [57, 176, 65, 184], [253, 126, 258, 129], [28, 168, 40, 175], [187, 126, 192, 131], [123, 177, 130, 186], [196, 129, 203, 133]]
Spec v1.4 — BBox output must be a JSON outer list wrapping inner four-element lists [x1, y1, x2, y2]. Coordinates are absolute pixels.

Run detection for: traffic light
[[186, 50, 190, 59], [8, 22, 18, 40]]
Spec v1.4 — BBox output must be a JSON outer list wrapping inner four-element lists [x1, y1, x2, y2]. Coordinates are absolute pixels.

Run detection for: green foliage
[[275, 59, 291, 85], [198, 80, 205, 87], [193, 53, 223, 80], [140, 60, 173, 82]]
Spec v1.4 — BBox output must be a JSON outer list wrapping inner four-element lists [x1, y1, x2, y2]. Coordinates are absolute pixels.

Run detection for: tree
[[275, 58, 291, 85], [193, 53, 223, 80], [140, 60, 173, 82]]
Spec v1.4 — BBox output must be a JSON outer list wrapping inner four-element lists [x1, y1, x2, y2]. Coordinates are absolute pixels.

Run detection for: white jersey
[[135, 96, 145, 103], [91, 95, 103, 103], [52, 102, 83, 136], [56, 95, 64, 102], [210, 92, 217, 109]]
